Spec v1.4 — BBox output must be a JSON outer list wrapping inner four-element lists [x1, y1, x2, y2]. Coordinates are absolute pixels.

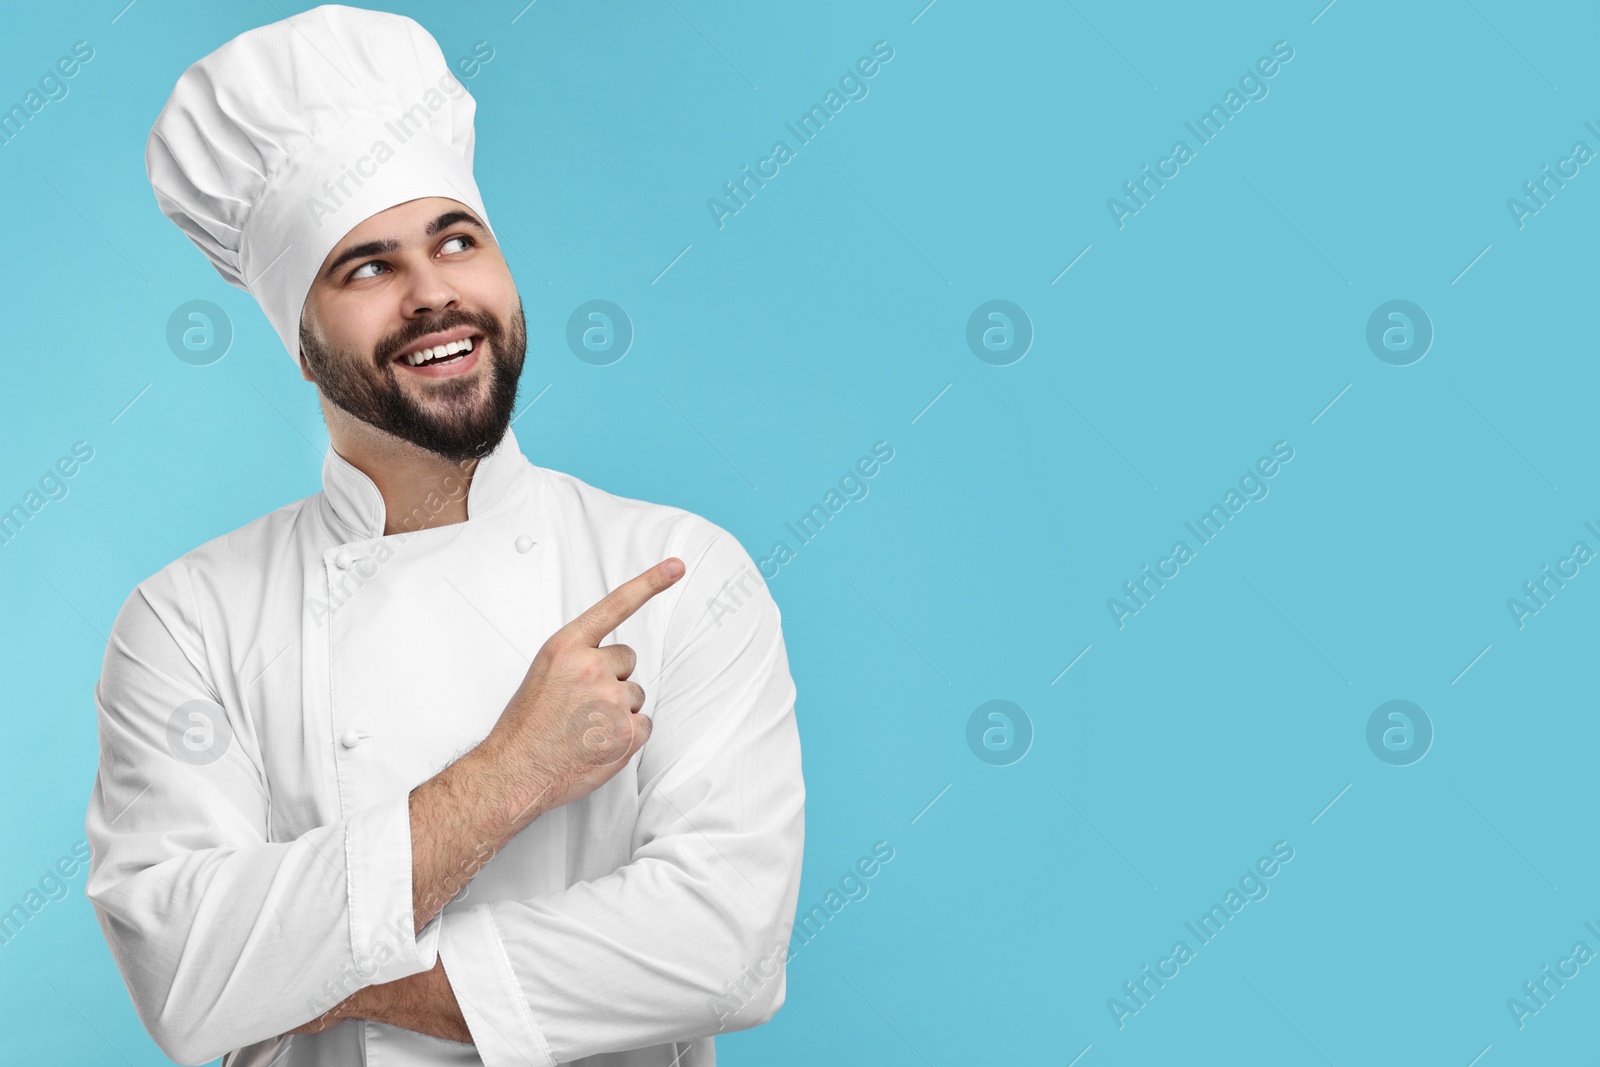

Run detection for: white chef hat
[[145, 4, 495, 367]]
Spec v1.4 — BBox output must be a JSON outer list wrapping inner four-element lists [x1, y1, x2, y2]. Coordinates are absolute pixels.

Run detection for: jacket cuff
[[438, 904, 555, 1067], [344, 794, 440, 985]]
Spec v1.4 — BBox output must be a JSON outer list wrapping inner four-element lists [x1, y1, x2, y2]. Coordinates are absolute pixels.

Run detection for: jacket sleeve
[[83, 562, 441, 1066], [436, 525, 806, 1066]]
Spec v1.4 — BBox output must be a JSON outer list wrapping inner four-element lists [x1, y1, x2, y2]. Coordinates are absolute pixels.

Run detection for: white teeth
[[403, 337, 475, 366]]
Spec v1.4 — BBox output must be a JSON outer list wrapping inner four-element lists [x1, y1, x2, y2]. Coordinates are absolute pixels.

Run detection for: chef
[[84, 6, 804, 1066]]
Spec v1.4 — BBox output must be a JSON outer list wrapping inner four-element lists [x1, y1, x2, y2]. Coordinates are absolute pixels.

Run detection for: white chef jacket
[[83, 427, 805, 1067]]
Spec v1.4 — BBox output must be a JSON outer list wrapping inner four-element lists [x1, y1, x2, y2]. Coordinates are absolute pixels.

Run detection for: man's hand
[[481, 558, 685, 829]]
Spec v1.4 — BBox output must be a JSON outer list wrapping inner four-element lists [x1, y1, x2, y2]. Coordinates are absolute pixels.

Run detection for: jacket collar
[[321, 426, 526, 540]]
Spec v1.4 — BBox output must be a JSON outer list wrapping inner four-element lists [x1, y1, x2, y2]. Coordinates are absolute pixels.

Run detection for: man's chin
[[392, 413, 510, 462]]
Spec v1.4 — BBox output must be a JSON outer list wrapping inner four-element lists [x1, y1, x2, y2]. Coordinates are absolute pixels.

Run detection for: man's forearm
[[408, 734, 549, 934], [290, 958, 472, 1043], [359, 957, 473, 1042], [283, 725, 552, 1041]]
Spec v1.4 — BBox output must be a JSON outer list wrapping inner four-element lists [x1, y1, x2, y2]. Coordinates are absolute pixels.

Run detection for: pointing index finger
[[563, 558, 686, 647]]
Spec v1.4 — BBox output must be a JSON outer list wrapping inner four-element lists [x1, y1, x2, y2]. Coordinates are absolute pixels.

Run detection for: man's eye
[[347, 236, 473, 283]]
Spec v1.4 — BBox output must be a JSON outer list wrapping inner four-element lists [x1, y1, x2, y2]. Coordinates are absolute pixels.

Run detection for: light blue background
[[1, 0, 1595, 1063]]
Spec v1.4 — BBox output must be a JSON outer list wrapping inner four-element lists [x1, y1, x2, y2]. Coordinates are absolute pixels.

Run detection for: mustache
[[376, 309, 502, 365]]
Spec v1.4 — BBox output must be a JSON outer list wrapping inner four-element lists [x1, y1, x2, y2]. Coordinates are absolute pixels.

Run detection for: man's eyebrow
[[426, 210, 487, 237], [321, 210, 490, 282]]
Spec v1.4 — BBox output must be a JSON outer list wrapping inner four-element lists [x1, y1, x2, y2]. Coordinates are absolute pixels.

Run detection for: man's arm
[[85, 565, 454, 1065], [289, 535, 804, 1058], [406, 731, 550, 935], [281, 557, 687, 1041], [283, 744, 536, 1041], [428, 525, 806, 1067], [287, 958, 470, 1041]]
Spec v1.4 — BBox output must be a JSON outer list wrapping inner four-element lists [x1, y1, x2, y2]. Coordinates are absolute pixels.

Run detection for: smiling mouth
[[395, 334, 482, 369]]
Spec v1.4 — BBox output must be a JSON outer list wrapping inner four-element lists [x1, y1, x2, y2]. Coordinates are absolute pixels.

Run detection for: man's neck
[[324, 410, 480, 537]]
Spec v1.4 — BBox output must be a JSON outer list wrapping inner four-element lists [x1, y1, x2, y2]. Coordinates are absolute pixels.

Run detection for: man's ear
[[297, 309, 316, 381]]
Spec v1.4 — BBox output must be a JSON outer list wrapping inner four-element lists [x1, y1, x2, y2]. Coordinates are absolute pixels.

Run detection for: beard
[[299, 300, 527, 463]]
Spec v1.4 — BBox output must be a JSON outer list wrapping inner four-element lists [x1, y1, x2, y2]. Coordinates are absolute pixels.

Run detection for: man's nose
[[403, 260, 462, 318]]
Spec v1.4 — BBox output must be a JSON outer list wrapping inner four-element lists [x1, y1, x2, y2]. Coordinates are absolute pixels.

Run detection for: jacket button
[[334, 547, 354, 570], [340, 730, 363, 748], [515, 535, 535, 553]]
